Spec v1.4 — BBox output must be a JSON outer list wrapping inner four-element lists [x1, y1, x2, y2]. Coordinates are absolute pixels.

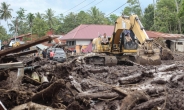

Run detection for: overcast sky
[[1, 0, 153, 33]]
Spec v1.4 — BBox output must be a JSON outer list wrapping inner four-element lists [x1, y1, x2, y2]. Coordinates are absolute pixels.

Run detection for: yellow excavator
[[83, 14, 172, 66]]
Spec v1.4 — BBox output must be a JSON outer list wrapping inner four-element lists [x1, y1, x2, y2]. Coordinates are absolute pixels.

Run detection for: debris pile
[[0, 52, 184, 110]]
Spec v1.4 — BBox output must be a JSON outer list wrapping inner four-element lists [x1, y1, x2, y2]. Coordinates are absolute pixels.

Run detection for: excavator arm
[[110, 14, 162, 65]]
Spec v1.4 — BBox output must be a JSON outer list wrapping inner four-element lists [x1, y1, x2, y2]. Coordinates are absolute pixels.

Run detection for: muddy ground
[[0, 52, 184, 110]]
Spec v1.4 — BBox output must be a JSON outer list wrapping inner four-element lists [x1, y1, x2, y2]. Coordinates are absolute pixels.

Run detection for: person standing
[[42, 49, 46, 58], [49, 50, 54, 60]]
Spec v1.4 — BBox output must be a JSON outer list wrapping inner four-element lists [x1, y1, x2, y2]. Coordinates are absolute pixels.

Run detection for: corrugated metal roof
[[61, 24, 183, 40], [36, 44, 48, 50], [147, 31, 183, 40], [61, 24, 114, 40]]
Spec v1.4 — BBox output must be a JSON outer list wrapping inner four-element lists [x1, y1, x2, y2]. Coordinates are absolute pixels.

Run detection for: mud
[[0, 52, 184, 110]]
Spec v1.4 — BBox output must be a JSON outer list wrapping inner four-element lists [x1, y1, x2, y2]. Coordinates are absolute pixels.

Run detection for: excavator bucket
[[136, 48, 162, 65]]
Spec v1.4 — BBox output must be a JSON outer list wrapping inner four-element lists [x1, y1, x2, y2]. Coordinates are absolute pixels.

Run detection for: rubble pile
[[0, 53, 184, 110]]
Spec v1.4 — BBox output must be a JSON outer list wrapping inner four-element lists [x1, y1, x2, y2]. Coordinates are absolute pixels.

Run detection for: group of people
[[98, 31, 132, 45], [41, 49, 54, 60]]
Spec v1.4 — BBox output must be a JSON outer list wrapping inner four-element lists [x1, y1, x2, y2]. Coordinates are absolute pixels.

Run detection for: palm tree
[[0, 2, 13, 31], [35, 12, 43, 19], [16, 8, 26, 20], [27, 13, 35, 41], [44, 8, 55, 28], [88, 6, 104, 24]]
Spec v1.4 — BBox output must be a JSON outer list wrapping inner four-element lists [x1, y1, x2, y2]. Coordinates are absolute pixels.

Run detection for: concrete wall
[[169, 39, 184, 52], [76, 40, 91, 45], [175, 41, 184, 52]]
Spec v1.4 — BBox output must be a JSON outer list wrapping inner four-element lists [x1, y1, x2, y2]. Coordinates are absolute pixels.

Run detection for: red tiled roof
[[61, 24, 114, 40], [11, 33, 31, 40], [61, 24, 182, 40]]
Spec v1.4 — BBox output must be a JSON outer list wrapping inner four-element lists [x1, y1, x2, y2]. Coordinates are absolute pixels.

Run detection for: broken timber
[[0, 62, 24, 69], [5, 49, 37, 57], [0, 36, 55, 57]]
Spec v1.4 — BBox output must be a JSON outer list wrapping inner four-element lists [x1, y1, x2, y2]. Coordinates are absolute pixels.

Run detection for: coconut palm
[[44, 8, 55, 28], [0, 2, 13, 31], [27, 13, 35, 33], [27, 13, 34, 41], [88, 6, 105, 24], [35, 12, 43, 19], [16, 8, 26, 20]]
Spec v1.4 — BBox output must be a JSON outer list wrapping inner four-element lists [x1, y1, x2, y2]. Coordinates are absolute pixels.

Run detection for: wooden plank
[[0, 36, 55, 56], [0, 62, 24, 69]]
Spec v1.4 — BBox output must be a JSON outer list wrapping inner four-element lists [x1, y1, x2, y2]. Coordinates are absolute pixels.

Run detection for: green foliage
[[32, 17, 49, 37], [122, 0, 142, 17], [27, 13, 35, 28], [87, 6, 106, 24], [142, 4, 154, 30], [0, 25, 9, 41], [44, 8, 55, 28], [0, 2, 13, 21], [2, 0, 184, 38], [179, 0, 184, 17], [153, 0, 178, 33], [16, 8, 26, 20]]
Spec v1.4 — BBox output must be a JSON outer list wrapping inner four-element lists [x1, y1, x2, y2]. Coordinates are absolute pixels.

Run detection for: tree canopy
[[0, 0, 184, 42]]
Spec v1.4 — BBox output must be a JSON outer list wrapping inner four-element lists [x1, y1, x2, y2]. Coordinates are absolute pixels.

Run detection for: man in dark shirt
[[42, 49, 46, 58]]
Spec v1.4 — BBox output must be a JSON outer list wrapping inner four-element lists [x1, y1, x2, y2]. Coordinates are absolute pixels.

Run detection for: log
[[151, 78, 167, 84], [120, 91, 148, 110], [0, 36, 54, 56], [132, 97, 165, 110], [0, 62, 24, 69], [145, 87, 164, 95], [76, 92, 119, 100], [112, 87, 128, 96], [31, 79, 65, 104], [5, 49, 37, 57], [144, 64, 177, 74], [12, 102, 65, 110], [119, 73, 143, 84]]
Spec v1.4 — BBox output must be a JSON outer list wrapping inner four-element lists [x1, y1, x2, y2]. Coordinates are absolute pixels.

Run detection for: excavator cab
[[119, 30, 138, 51]]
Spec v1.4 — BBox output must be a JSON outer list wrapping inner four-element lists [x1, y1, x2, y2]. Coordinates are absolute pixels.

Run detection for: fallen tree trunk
[[120, 91, 148, 110], [76, 92, 119, 100], [132, 97, 165, 110], [144, 64, 177, 74], [5, 49, 37, 57], [12, 102, 65, 110], [0, 62, 24, 69], [31, 79, 65, 104], [119, 73, 143, 84], [0, 36, 53, 56]]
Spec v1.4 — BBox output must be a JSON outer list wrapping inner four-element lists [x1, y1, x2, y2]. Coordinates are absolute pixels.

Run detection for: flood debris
[[0, 50, 184, 110]]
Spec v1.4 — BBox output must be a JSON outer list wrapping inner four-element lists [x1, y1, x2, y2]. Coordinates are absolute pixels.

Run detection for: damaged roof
[[146, 31, 184, 40]]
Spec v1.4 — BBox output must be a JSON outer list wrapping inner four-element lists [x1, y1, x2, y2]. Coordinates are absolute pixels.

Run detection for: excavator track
[[82, 53, 137, 66], [83, 55, 117, 66]]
